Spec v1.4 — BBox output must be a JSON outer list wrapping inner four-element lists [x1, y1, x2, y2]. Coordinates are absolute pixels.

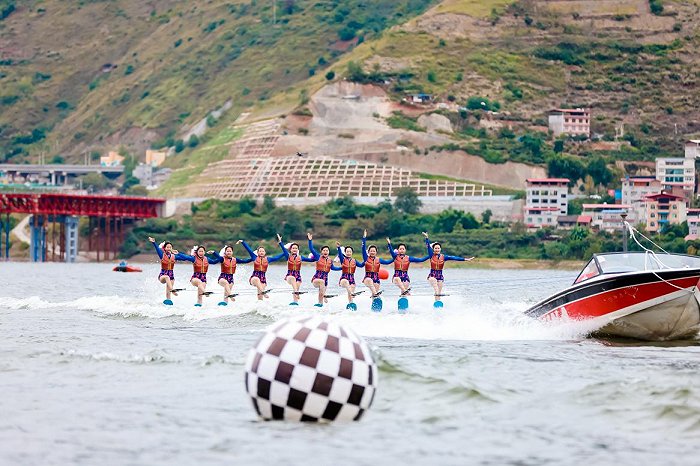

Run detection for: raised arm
[[306, 233, 320, 260], [241, 241, 256, 258], [267, 242, 287, 262], [424, 235, 432, 257], [149, 238, 164, 260], [336, 242, 345, 263], [387, 239, 397, 259]]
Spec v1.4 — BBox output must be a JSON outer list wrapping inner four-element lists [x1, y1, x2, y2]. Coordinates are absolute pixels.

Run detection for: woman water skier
[[362, 230, 393, 298], [176, 245, 217, 307], [423, 232, 474, 303], [336, 238, 366, 309], [207, 240, 255, 306], [280, 232, 317, 305], [149, 236, 189, 305], [242, 237, 287, 300], [386, 236, 431, 296], [308, 233, 341, 307]]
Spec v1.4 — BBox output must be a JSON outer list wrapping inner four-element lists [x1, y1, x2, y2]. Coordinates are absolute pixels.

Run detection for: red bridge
[[0, 193, 166, 262]]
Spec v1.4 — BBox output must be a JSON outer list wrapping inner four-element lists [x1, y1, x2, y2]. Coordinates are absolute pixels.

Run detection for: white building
[[686, 208, 700, 241], [685, 140, 700, 159], [581, 203, 631, 232], [655, 157, 695, 199], [621, 176, 662, 225], [524, 178, 569, 228], [548, 108, 591, 137]]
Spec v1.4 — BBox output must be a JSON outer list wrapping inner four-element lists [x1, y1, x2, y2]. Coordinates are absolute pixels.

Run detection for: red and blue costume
[[337, 243, 365, 286], [309, 241, 341, 286], [427, 245, 467, 282], [152, 241, 189, 282], [242, 241, 286, 284], [208, 250, 254, 284], [361, 237, 393, 284], [281, 239, 317, 283], [387, 239, 431, 283]]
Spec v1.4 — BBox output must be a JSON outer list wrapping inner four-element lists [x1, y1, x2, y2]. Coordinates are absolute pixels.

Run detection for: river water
[[1, 262, 699, 465]]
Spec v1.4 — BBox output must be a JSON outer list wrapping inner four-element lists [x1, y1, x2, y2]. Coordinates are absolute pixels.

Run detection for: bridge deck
[[0, 193, 164, 218]]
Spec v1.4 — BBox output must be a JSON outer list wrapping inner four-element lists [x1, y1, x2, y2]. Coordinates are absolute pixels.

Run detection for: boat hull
[[526, 270, 700, 341]]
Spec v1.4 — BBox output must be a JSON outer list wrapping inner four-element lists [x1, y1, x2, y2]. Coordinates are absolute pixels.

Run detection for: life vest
[[221, 256, 237, 274], [365, 257, 381, 273], [160, 252, 175, 270], [342, 257, 356, 274], [430, 254, 445, 271], [287, 254, 302, 271], [254, 256, 268, 272], [193, 256, 209, 273], [316, 256, 332, 273], [394, 254, 410, 272]]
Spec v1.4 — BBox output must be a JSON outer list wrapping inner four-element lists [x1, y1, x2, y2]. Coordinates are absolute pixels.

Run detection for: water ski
[[371, 297, 383, 312], [218, 301, 228, 306], [398, 297, 409, 313], [292, 291, 308, 295], [350, 291, 365, 297], [163, 299, 174, 306], [314, 303, 323, 308], [289, 302, 299, 306], [199, 291, 215, 297], [194, 303, 202, 307], [172, 288, 186, 293], [346, 302, 358, 311], [226, 293, 239, 298], [258, 289, 272, 296], [433, 301, 444, 308]]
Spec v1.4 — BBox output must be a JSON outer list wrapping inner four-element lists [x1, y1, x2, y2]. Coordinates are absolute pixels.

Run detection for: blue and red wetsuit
[[337, 243, 366, 286], [361, 237, 393, 284], [387, 238, 431, 283], [308, 241, 341, 286], [151, 241, 190, 282], [427, 243, 467, 282], [208, 250, 254, 284], [281, 239, 317, 283], [241, 241, 286, 284]]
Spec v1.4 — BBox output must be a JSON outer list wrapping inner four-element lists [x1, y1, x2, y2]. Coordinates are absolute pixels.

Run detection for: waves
[[0, 290, 598, 342]]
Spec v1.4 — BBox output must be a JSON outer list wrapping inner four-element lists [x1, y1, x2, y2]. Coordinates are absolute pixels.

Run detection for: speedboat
[[525, 251, 700, 341]]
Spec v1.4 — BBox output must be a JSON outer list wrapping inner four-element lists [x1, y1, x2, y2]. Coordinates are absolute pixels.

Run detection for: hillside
[[2, 0, 700, 190], [0, 0, 436, 161]]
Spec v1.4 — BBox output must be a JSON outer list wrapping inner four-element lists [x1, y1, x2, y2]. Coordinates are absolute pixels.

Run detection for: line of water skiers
[[148, 230, 473, 308]]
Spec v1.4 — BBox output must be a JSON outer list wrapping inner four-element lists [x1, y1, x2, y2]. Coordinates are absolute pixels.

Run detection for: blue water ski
[[163, 299, 173, 306], [398, 297, 409, 313], [371, 298, 383, 312]]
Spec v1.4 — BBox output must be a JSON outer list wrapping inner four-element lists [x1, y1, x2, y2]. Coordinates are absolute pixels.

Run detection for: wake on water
[[0, 275, 599, 341]]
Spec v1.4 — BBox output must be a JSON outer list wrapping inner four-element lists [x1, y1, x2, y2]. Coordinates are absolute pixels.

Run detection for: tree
[[460, 212, 480, 229], [188, 134, 199, 148], [393, 187, 421, 214], [587, 157, 612, 186], [325, 70, 335, 81], [547, 154, 584, 183], [481, 209, 493, 224], [81, 173, 113, 191], [346, 61, 366, 82], [554, 139, 564, 153], [435, 208, 462, 233], [263, 195, 276, 212]]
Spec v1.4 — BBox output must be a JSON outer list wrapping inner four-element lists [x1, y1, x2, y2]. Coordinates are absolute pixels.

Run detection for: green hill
[[2, 0, 699, 179]]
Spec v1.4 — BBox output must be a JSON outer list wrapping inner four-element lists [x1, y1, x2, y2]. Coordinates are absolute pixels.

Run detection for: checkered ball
[[244, 315, 377, 422]]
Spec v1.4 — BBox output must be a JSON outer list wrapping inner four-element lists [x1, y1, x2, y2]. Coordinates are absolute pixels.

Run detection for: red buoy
[[378, 268, 389, 280]]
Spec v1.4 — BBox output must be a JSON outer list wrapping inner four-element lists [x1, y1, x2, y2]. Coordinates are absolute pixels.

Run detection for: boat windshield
[[573, 252, 700, 284]]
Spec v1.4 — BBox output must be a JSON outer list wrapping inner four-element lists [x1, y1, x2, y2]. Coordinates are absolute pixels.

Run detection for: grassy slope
[[0, 0, 437, 161]]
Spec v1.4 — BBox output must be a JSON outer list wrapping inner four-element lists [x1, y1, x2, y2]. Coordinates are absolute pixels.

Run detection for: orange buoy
[[378, 267, 389, 280]]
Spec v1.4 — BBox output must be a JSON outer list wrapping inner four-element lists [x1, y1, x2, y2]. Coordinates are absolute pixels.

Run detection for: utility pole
[[621, 213, 628, 252]]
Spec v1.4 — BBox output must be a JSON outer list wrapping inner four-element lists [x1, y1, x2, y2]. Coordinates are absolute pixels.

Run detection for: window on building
[[651, 222, 656, 227], [561, 194, 566, 198]]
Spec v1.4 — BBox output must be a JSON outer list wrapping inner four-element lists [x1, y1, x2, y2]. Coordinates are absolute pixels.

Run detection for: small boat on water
[[526, 227, 700, 341], [113, 261, 142, 273]]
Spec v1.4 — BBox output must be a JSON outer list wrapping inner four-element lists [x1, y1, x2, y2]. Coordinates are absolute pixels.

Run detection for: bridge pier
[[64, 216, 78, 263], [0, 213, 9, 260], [30, 215, 46, 262]]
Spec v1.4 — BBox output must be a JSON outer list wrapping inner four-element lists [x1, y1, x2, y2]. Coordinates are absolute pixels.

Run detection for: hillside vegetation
[[2, 0, 700, 193], [0, 0, 436, 161]]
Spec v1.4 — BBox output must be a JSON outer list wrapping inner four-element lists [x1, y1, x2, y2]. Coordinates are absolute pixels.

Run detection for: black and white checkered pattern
[[244, 316, 377, 422]]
